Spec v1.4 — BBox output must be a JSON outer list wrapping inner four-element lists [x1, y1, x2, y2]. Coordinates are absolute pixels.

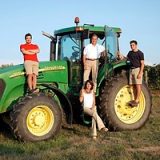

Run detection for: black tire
[[100, 72, 152, 130], [10, 93, 62, 142]]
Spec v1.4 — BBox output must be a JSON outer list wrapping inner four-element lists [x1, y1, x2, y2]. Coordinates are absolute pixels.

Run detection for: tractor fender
[[98, 61, 129, 90], [41, 84, 73, 125]]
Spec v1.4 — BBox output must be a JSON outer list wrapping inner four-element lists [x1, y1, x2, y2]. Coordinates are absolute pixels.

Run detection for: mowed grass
[[0, 91, 160, 160]]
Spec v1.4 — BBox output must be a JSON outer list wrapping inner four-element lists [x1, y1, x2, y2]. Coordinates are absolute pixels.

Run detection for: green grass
[[0, 93, 160, 160]]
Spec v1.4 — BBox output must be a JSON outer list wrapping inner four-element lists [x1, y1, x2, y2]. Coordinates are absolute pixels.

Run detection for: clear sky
[[0, 0, 160, 65]]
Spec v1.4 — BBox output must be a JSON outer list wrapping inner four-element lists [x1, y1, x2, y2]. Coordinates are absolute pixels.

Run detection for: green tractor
[[0, 18, 151, 141]]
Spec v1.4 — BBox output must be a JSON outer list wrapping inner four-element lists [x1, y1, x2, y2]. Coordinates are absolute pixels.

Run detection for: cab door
[[60, 33, 83, 91], [104, 26, 118, 61]]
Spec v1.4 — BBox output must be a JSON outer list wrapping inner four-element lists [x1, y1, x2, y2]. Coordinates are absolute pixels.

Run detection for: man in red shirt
[[20, 33, 40, 93]]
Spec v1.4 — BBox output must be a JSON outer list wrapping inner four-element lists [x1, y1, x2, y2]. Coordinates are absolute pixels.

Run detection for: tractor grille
[[0, 79, 5, 99]]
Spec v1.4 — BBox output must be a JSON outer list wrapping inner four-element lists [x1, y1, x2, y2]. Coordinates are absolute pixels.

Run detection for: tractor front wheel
[[10, 93, 62, 141]]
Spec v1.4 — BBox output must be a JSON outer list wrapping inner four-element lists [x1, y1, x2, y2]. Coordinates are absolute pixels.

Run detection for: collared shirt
[[83, 43, 105, 59]]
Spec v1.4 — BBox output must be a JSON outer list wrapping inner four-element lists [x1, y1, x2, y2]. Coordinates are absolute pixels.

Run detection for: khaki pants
[[83, 60, 98, 92], [83, 107, 105, 137]]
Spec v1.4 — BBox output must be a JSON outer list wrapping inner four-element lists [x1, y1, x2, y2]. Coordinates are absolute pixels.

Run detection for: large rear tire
[[100, 72, 152, 130], [10, 93, 62, 141]]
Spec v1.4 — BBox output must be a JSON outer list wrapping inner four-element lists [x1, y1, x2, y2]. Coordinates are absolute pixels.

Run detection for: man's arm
[[137, 60, 144, 79], [83, 54, 86, 65], [20, 48, 35, 55], [28, 47, 40, 54]]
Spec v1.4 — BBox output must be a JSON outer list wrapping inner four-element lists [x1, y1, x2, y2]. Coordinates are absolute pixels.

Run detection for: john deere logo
[[9, 72, 25, 78], [9, 66, 66, 78], [39, 66, 66, 72]]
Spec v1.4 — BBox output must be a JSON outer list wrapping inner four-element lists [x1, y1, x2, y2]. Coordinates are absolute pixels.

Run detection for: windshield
[[84, 37, 105, 48], [60, 33, 81, 62]]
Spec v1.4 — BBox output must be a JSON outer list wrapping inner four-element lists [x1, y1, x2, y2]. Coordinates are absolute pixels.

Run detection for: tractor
[[0, 18, 151, 141]]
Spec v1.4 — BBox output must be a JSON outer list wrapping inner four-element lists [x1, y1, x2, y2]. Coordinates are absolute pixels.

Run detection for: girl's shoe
[[101, 127, 108, 132], [92, 136, 97, 140]]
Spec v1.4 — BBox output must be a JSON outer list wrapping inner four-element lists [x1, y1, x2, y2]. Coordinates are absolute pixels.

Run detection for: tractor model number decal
[[39, 66, 66, 72]]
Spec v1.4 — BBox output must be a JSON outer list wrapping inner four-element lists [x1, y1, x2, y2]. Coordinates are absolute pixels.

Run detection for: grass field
[[0, 91, 160, 160]]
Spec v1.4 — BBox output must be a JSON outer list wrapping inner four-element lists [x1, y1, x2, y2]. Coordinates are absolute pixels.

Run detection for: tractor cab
[[43, 17, 122, 93]]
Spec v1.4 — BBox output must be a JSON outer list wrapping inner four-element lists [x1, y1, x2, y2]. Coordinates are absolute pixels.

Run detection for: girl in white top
[[79, 80, 108, 140]]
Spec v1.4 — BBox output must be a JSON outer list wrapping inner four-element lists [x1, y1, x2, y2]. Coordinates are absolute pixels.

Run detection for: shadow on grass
[[62, 124, 90, 136], [0, 144, 25, 155], [0, 117, 14, 140]]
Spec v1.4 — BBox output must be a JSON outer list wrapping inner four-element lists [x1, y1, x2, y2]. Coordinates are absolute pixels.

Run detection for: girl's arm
[[79, 89, 84, 103], [92, 92, 96, 109]]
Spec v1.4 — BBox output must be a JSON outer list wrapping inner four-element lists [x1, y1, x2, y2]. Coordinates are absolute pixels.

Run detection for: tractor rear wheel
[[10, 93, 62, 141], [100, 72, 152, 130]]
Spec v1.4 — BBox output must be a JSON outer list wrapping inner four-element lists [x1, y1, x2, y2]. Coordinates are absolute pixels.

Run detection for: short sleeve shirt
[[83, 44, 105, 59], [127, 50, 144, 68], [20, 43, 39, 62]]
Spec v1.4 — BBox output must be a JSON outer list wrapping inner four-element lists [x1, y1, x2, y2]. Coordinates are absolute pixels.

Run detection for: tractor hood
[[0, 64, 25, 79], [0, 61, 68, 83]]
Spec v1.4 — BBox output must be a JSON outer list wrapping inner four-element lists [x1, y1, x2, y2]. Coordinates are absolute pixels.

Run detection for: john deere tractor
[[0, 18, 151, 141]]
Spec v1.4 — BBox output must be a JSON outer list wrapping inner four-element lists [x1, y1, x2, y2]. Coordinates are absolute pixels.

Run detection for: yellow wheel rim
[[26, 105, 54, 136], [114, 85, 145, 124]]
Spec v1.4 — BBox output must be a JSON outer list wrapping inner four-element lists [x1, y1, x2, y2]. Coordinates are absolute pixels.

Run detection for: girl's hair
[[84, 80, 94, 90]]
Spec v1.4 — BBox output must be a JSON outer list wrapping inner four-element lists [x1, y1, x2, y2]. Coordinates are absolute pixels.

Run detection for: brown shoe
[[129, 100, 139, 107], [32, 88, 39, 93], [128, 100, 135, 106], [92, 136, 97, 140], [101, 127, 108, 132]]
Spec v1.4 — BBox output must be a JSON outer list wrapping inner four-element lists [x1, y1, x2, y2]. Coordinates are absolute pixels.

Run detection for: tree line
[[145, 64, 160, 89]]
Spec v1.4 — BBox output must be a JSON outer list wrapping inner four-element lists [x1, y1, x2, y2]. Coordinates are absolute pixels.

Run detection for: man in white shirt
[[83, 34, 105, 92]]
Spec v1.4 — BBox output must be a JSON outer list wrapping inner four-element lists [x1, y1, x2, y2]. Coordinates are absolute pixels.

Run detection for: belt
[[86, 58, 98, 61], [131, 67, 140, 69]]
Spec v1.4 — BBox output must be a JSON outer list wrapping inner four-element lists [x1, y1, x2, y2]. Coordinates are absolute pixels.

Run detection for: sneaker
[[32, 88, 39, 93], [28, 88, 39, 94], [28, 89, 34, 94]]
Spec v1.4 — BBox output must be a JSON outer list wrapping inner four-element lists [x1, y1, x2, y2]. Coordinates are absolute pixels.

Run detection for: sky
[[0, 0, 160, 66]]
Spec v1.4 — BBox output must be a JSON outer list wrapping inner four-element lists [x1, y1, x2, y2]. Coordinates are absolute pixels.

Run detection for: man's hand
[[91, 106, 96, 110], [100, 51, 106, 57], [117, 51, 125, 60], [137, 73, 143, 79], [138, 60, 144, 79]]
